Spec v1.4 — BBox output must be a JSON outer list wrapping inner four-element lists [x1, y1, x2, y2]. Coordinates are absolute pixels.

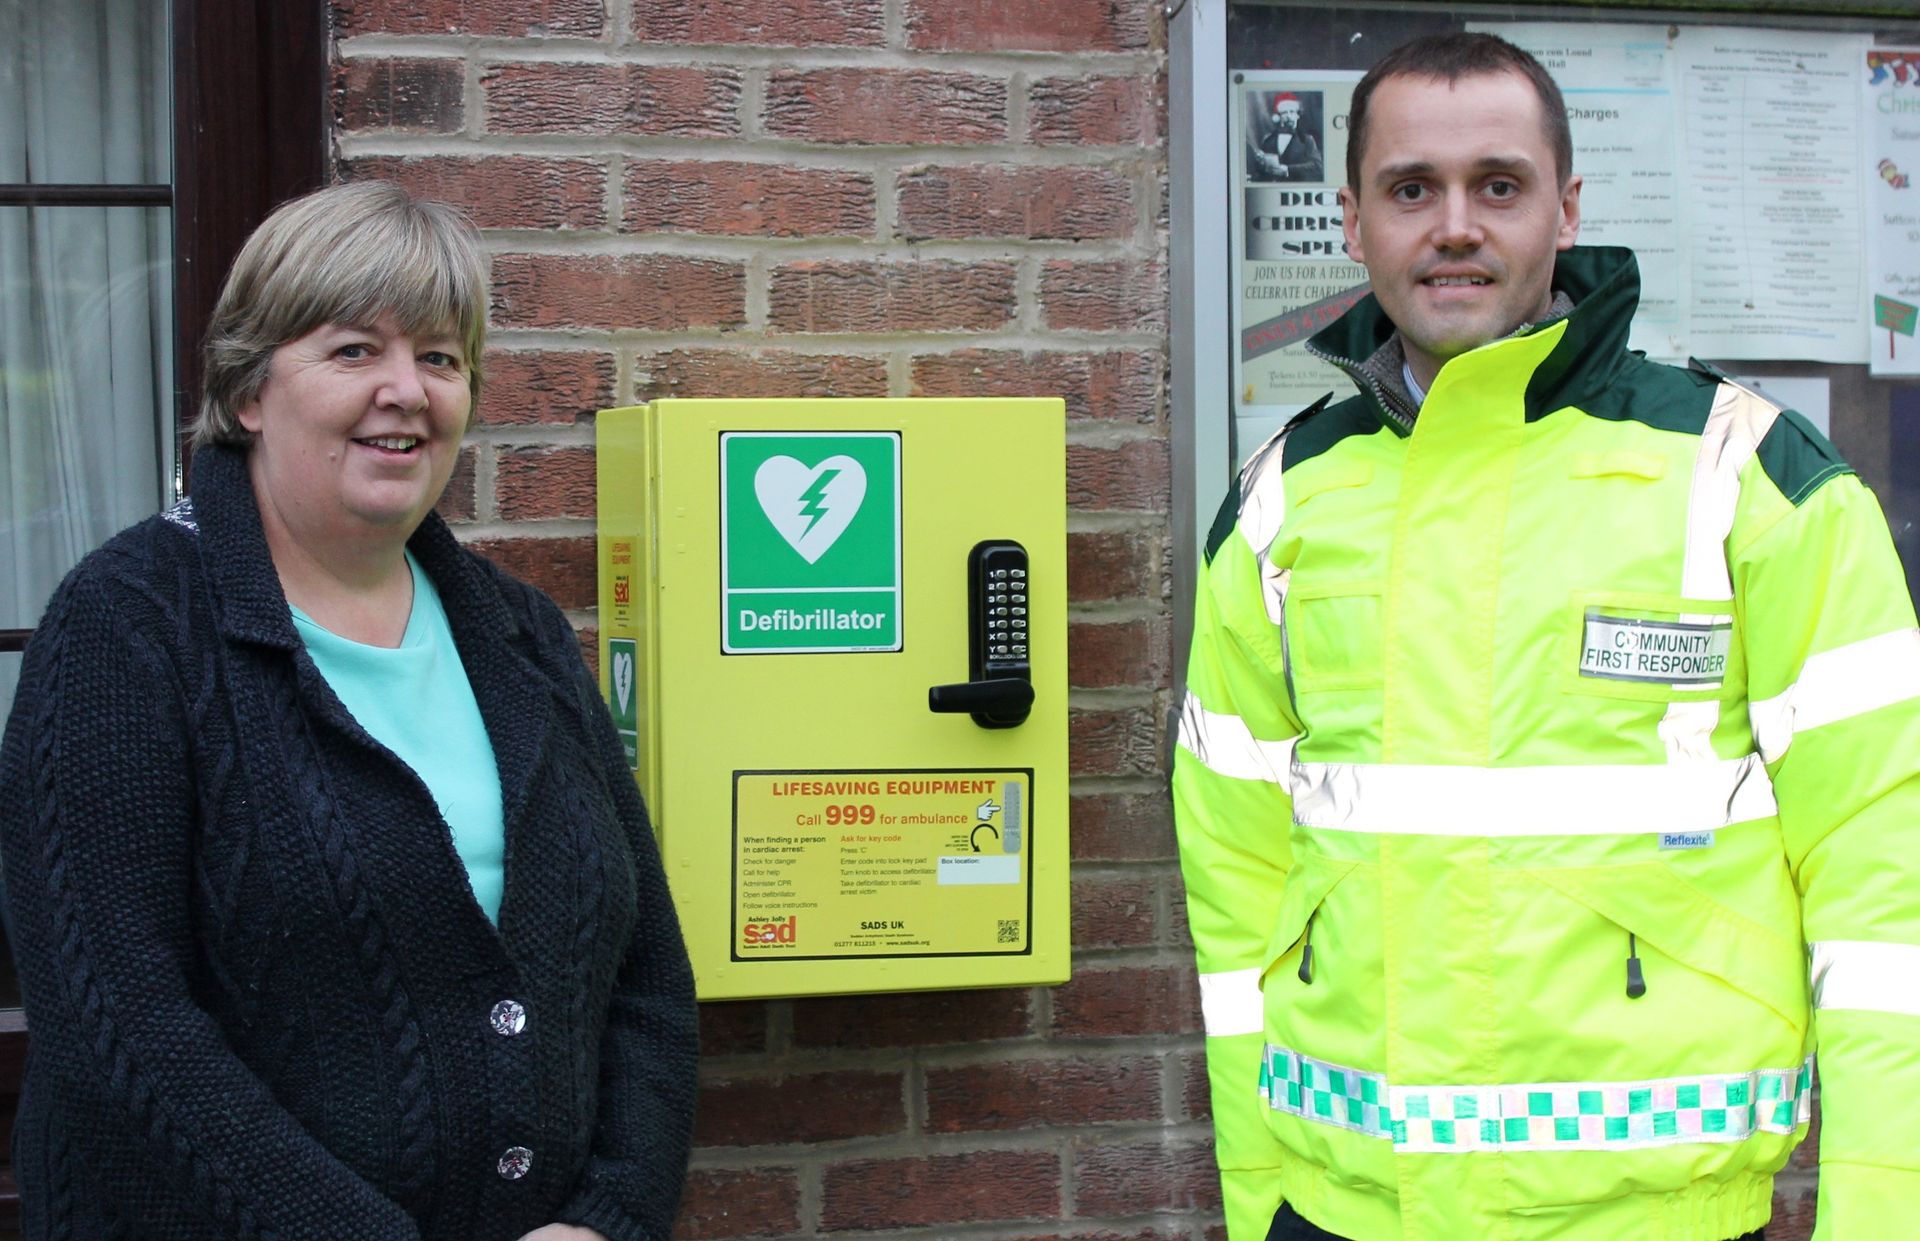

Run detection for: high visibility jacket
[[1174, 247, 1920, 1241]]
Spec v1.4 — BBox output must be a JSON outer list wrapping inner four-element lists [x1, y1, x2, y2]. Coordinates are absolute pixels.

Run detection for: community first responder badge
[[1579, 613, 1733, 685]]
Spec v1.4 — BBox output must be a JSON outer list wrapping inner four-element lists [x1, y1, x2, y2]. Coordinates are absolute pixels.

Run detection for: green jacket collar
[[1306, 245, 1642, 433]]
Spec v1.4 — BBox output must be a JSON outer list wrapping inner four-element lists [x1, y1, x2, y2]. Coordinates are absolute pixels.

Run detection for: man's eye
[[1485, 179, 1520, 199], [1391, 183, 1427, 203]]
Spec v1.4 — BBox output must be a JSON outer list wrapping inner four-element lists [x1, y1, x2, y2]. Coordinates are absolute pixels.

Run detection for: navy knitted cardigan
[[0, 444, 698, 1241]]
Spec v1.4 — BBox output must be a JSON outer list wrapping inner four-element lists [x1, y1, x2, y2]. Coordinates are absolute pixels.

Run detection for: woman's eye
[[337, 343, 371, 360], [422, 351, 460, 369]]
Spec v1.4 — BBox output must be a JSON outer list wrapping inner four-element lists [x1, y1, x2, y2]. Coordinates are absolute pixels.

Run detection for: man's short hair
[[193, 180, 488, 450], [1345, 32, 1574, 192]]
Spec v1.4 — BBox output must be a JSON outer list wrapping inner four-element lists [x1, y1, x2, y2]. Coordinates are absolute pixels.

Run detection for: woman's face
[[239, 313, 471, 547]]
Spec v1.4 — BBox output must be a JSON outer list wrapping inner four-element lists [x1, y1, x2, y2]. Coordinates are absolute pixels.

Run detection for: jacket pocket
[[1531, 862, 1805, 1033], [1260, 852, 1359, 986], [1285, 580, 1384, 693]]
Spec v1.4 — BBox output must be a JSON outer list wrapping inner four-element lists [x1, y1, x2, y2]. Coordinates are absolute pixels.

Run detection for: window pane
[[0, 0, 172, 186], [1, 205, 173, 718], [1, 0, 174, 731]]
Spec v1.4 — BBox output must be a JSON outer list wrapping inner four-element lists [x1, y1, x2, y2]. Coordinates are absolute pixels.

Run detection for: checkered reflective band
[[1259, 1046, 1392, 1138], [1261, 1045, 1813, 1153]]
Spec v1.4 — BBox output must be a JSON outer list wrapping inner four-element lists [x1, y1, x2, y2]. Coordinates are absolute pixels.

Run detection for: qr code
[[996, 919, 1021, 944]]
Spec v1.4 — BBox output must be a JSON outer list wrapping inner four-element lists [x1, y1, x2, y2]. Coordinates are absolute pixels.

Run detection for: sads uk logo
[[742, 915, 798, 946]]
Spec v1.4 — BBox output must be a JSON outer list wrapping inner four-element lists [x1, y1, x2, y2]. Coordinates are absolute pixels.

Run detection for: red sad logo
[[742, 915, 798, 945], [612, 575, 631, 606]]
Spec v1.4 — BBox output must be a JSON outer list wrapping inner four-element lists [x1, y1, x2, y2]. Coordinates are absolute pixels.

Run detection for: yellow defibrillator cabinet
[[595, 398, 1069, 1000]]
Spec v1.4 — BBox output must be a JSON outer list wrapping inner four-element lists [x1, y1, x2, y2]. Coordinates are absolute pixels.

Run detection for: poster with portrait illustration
[[1866, 48, 1920, 376], [1231, 72, 1370, 458]]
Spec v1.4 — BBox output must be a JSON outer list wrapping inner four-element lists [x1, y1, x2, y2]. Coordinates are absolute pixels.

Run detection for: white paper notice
[[1473, 24, 1686, 359], [1675, 27, 1871, 362], [1865, 49, 1920, 376]]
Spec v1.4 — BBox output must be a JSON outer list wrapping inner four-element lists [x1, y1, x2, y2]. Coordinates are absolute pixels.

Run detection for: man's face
[[1272, 100, 1302, 131], [1340, 70, 1581, 387]]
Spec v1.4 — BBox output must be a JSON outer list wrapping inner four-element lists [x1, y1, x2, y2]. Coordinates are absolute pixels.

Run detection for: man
[[1175, 31, 1920, 1241], [1252, 91, 1324, 182]]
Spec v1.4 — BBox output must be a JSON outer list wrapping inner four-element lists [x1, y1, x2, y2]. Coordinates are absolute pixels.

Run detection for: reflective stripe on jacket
[[1174, 246, 1920, 1241]]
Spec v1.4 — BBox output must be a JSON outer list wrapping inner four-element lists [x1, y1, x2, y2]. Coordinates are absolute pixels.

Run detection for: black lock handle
[[928, 540, 1032, 729], [928, 676, 1034, 727]]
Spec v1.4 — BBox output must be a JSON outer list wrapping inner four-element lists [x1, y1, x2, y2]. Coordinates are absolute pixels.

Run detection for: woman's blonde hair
[[192, 180, 488, 449]]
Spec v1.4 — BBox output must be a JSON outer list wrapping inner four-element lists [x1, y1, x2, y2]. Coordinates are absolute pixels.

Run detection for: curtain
[[0, 0, 171, 717]]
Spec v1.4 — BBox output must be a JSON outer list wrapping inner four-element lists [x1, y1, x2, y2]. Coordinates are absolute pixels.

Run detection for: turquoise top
[[290, 553, 505, 924]]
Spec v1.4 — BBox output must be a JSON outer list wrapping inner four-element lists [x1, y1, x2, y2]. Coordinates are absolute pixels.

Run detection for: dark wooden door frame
[[171, 0, 330, 480]]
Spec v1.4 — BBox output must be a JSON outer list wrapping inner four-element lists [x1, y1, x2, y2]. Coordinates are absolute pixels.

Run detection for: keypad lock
[[927, 540, 1034, 729]]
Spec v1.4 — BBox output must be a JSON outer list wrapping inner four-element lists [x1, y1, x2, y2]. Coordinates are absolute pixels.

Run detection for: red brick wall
[[332, 1, 1190, 1236]]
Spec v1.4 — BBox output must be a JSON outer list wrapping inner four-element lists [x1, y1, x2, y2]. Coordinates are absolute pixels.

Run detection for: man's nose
[[1432, 192, 1482, 249]]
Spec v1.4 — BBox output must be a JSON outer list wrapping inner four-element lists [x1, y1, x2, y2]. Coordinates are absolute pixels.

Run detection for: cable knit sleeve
[[532, 597, 699, 1241], [0, 566, 424, 1240]]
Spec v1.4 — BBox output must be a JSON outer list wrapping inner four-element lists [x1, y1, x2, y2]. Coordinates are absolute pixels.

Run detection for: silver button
[[490, 999, 527, 1036], [498, 1146, 533, 1180]]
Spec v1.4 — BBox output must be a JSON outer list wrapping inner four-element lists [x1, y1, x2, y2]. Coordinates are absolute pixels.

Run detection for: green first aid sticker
[[606, 637, 639, 768], [721, 431, 903, 654]]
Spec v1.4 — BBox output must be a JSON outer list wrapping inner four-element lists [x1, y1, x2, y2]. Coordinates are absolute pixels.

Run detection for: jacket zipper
[[1626, 932, 1648, 999], [1298, 912, 1316, 984], [1303, 339, 1418, 432]]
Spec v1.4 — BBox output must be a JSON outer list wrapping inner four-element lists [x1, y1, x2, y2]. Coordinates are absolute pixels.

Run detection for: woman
[[0, 182, 697, 1240]]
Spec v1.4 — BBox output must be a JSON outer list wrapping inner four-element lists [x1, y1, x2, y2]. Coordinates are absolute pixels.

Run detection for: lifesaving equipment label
[[720, 431, 903, 655], [605, 535, 640, 770], [731, 768, 1033, 961], [1579, 615, 1732, 685]]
